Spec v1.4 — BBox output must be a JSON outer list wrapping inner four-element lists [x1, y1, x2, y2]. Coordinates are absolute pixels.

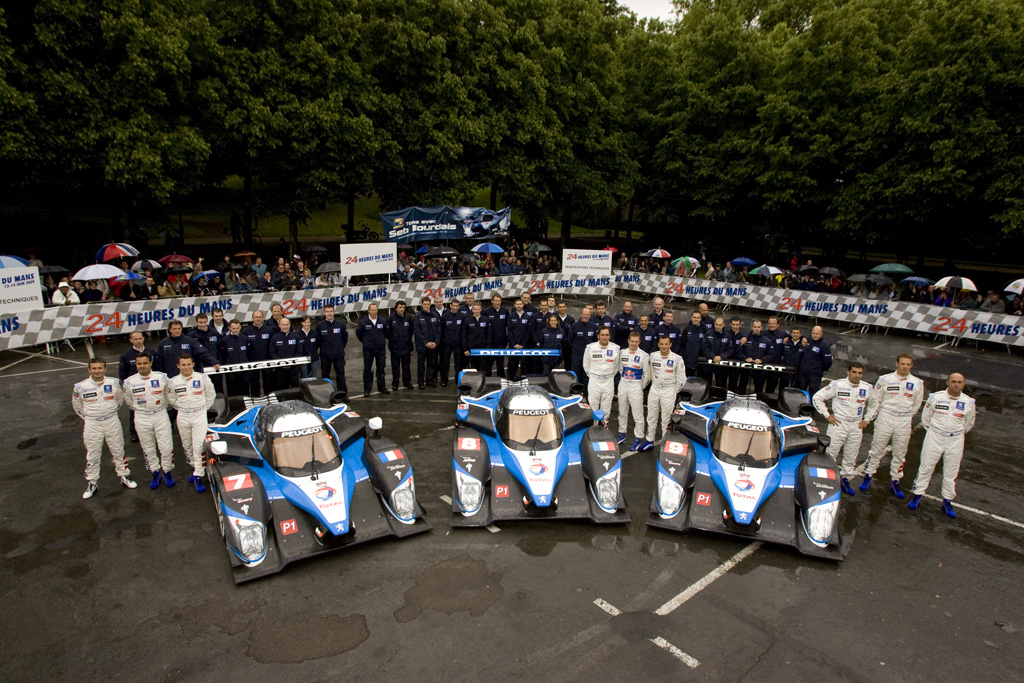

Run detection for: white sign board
[[0, 267, 44, 317], [339, 242, 397, 277], [562, 249, 612, 275]]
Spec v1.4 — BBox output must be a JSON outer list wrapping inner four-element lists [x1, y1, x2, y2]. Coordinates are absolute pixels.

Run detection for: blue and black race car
[[648, 378, 843, 560], [205, 380, 430, 583], [450, 369, 629, 526]]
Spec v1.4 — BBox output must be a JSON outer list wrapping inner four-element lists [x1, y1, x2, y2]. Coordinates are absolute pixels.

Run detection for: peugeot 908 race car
[[648, 378, 843, 560], [205, 379, 430, 582], [451, 369, 629, 526]]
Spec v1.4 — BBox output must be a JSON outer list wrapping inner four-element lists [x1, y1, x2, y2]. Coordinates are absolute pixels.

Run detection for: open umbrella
[[796, 264, 819, 274], [751, 265, 783, 277], [526, 243, 553, 254], [222, 262, 246, 271], [641, 248, 672, 259], [72, 264, 125, 281], [866, 274, 894, 286], [848, 274, 869, 283], [902, 276, 933, 286], [192, 269, 221, 281], [396, 243, 414, 250], [819, 266, 845, 278], [305, 245, 328, 254], [935, 276, 977, 292], [165, 265, 193, 275], [471, 243, 504, 254], [601, 246, 619, 252], [425, 246, 460, 258], [114, 271, 145, 282], [671, 256, 701, 271], [416, 246, 430, 255], [1004, 278, 1024, 297], [159, 253, 194, 265], [316, 262, 341, 273], [0, 255, 30, 268], [95, 242, 139, 262], [460, 253, 480, 263], [731, 256, 757, 268], [131, 259, 163, 272], [233, 251, 258, 258], [39, 265, 70, 275], [870, 263, 914, 275]]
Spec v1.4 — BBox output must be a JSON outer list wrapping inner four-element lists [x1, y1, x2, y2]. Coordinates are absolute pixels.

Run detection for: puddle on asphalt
[[394, 553, 502, 622], [247, 613, 368, 663]]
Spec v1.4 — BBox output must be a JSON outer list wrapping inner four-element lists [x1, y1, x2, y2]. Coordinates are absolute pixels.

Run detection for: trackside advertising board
[[0, 266, 44, 336], [339, 242, 397, 277], [562, 249, 612, 275]]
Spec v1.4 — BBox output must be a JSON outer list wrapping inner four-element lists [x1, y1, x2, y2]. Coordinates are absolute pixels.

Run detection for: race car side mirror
[[593, 410, 605, 424], [456, 408, 469, 423], [670, 412, 682, 427], [816, 435, 831, 451], [210, 441, 228, 456], [368, 417, 383, 436]]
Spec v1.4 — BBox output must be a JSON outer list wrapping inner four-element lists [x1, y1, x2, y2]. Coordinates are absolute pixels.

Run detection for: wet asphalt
[[1, 298, 1022, 682]]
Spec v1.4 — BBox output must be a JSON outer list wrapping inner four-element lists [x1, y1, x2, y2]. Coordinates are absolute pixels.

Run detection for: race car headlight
[[455, 471, 483, 513], [657, 472, 685, 517], [390, 477, 417, 522], [230, 517, 266, 564], [595, 470, 620, 511], [804, 500, 839, 547]]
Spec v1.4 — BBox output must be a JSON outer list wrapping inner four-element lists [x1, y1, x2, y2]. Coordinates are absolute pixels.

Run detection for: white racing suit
[[912, 390, 976, 500], [863, 372, 924, 481], [124, 371, 175, 473], [813, 378, 877, 478], [72, 376, 128, 482], [168, 371, 216, 477], [645, 351, 685, 442], [583, 341, 621, 421], [617, 348, 650, 439]]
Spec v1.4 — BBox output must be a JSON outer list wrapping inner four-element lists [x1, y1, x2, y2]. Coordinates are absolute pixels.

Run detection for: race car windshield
[[501, 411, 562, 450], [713, 425, 778, 468], [271, 430, 340, 476]]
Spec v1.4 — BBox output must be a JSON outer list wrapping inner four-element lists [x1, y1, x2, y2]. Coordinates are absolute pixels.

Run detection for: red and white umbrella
[[95, 242, 139, 262], [642, 248, 672, 259], [158, 253, 194, 265], [934, 276, 978, 292]]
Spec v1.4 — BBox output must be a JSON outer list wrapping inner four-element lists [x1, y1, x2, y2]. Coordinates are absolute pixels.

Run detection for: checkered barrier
[[614, 272, 1024, 348], [0, 273, 614, 350]]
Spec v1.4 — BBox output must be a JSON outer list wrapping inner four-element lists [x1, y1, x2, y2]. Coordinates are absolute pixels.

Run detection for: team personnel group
[[74, 294, 975, 519]]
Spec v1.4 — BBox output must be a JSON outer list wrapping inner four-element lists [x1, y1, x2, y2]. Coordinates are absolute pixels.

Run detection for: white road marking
[[485, 525, 501, 533], [626, 568, 675, 610], [0, 355, 35, 372], [593, 598, 621, 616], [921, 494, 1024, 530], [439, 495, 452, 504], [12, 349, 89, 366], [650, 637, 701, 669], [655, 542, 763, 615], [934, 341, 950, 350], [840, 329, 859, 336], [0, 366, 83, 379]]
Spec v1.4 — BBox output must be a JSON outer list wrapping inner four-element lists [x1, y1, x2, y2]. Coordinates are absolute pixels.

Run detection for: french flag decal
[[810, 467, 836, 480], [378, 449, 404, 463], [593, 441, 615, 451]]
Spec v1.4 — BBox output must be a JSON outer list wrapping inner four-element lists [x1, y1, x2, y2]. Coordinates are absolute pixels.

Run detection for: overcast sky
[[618, 0, 678, 21]]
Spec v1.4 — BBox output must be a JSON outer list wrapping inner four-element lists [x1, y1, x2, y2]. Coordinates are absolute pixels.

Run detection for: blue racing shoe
[[617, 432, 628, 444], [149, 471, 161, 490], [163, 471, 176, 488], [630, 438, 643, 452], [858, 474, 872, 492], [841, 478, 856, 496], [638, 440, 654, 452], [890, 479, 905, 499], [907, 494, 922, 510], [942, 499, 957, 518], [194, 476, 206, 494]]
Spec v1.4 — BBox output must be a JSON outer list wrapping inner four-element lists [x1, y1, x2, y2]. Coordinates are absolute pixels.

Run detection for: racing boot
[[942, 499, 957, 518], [82, 481, 98, 500], [639, 440, 654, 452], [889, 479, 905, 499], [193, 475, 206, 493], [163, 471, 176, 488], [907, 494, 922, 510], [858, 474, 872, 492], [630, 438, 643, 452], [119, 475, 138, 489], [149, 471, 161, 490], [840, 477, 856, 496], [617, 432, 628, 444]]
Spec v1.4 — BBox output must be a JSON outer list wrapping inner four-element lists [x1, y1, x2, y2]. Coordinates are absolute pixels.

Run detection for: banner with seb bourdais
[[380, 205, 511, 243], [0, 273, 615, 350]]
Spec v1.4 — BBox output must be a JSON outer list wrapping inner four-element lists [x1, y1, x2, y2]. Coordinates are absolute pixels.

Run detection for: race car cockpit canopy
[[254, 400, 340, 476], [494, 385, 563, 450], [709, 398, 781, 469]]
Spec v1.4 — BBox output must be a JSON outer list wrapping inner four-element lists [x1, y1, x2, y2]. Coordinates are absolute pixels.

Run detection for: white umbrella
[[131, 259, 163, 272], [1004, 278, 1024, 296], [72, 264, 126, 281], [751, 264, 782, 276], [934, 276, 978, 292]]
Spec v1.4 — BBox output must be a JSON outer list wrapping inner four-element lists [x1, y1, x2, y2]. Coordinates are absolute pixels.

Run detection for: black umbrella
[[866, 273, 894, 286], [316, 262, 341, 273], [819, 266, 845, 278], [223, 262, 246, 271], [39, 265, 70, 275], [796, 264, 819, 274], [525, 243, 553, 254], [397, 243, 414, 250], [425, 246, 460, 258], [305, 245, 328, 254], [165, 265, 193, 275], [459, 253, 480, 263]]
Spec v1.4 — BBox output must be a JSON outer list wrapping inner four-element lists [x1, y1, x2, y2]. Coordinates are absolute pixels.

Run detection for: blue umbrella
[[471, 243, 504, 254], [192, 269, 220, 281], [732, 256, 757, 267], [114, 271, 145, 282], [416, 246, 430, 255], [0, 255, 30, 268], [902, 276, 933, 286]]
